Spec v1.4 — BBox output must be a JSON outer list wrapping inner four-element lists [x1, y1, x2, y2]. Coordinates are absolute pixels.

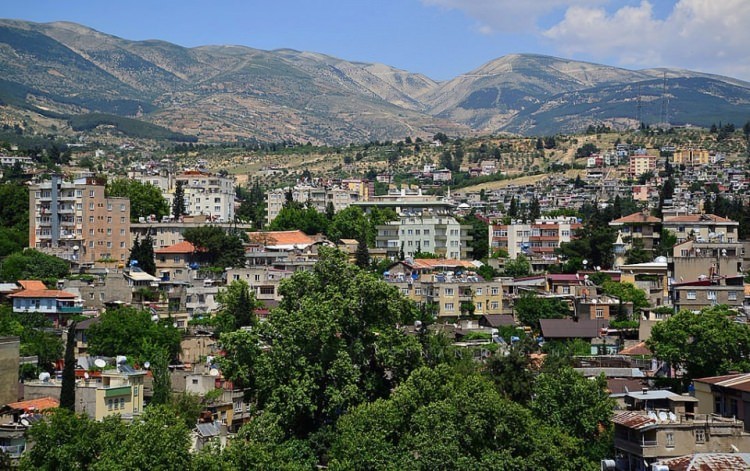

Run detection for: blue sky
[[4, 1, 750, 81]]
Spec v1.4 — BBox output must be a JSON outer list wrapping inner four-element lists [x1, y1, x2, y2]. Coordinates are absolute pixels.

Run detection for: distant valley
[[2, 19, 750, 144]]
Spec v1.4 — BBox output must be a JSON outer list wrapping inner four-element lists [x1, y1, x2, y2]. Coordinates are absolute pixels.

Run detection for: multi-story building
[[8, 280, 82, 328], [131, 216, 252, 250], [673, 149, 710, 167], [384, 259, 504, 318], [266, 181, 370, 224], [628, 154, 657, 177], [375, 212, 472, 260], [490, 216, 582, 260], [613, 389, 750, 471], [174, 170, 235, 222], [609, 212, 662, 254], [662, 213, 739, 244], [29, 175, 131, 266]]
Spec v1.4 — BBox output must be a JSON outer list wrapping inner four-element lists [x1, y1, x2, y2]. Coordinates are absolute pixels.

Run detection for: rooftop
[[664, 213, 735, 224], [4, 396, 59, 413], [155, 241, 197, 255], [610, 212, 662, 224], [658, 453, 750, 471]]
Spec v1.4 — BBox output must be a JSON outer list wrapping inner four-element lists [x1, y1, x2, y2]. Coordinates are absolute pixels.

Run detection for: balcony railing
[[0, 444, 25, 457], [58, 306, 83, 314]]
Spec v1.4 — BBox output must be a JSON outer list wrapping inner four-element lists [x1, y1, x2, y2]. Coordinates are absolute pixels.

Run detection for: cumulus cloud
[[544, 0, 750, 78], [420, 0, 606, 33], [422, 0, 750, 78]]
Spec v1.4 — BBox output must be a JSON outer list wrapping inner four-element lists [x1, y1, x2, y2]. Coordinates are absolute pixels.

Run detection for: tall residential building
[[130, 168, 236, 222], [29, 175, 131, 266], [672, 148, 710, 167], [175, 170, 236, 222], [628, 154, 657, 177], [490, 217, 582, 259]]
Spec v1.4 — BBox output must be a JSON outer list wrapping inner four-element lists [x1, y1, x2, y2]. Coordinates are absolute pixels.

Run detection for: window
[[89, 190, 95, 198], [120, 217, 125, 223], [107, 203, 112, 211], [666, 432, 675, 448], [475, 288, 482, 295], [260, 286, 274, 295], [491, 287, 499, 295], [562, 286, 570, 294], [595, 308, 604, 319], [120, 398, 125, 409], [415, 288, 422, 296], [475, 302, 482, 311], [107, 216, 112, 223], [423, 229, 430, 235], [444, 302, 454, 311], [707, 290, 717, 301], [687, 290, 696, 300], [695, 429, 705, 443], [107, 399, 113, 411], [490, 301, 499, 310], [444, 288, 454, 296], [729, 291, 738, 301], [89, 202, 94, 210], [120, 204, 126, 212], [107, 228, 111, 235], [192, 379, 199, 385]]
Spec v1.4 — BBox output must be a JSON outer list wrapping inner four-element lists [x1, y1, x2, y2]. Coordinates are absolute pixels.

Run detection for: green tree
[[127, 233, 156, 275], [106, 178, 169, 222], [182, 226, 246, 268], [575, 143, 599, 158], [647, 306, 750, 388], [248, 248, 422, 437], [514, 292, 570, 331], [60, 321, 77, 411], [625, 238, 651, 264], [86, 306, 182, 362], [531, 367, 614, 461], [461, 212, 489, 260], [601, 280, 650, 316], [217, 329, 261, 393], [0, 249, 69, 283], [172, 180, 186, 219], [269, 205, 329, 235], [355, 226, 370, 269], [213, 280, 260, 334], [327, 206, 369, 243], [503, 254, 531, 278], [149, 347, 172, 406]]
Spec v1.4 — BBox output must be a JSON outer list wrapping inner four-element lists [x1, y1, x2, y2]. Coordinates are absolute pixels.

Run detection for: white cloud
[[543, 0, 750, 78], [420, 0, 606, 33], [422, 0, 750, 78]]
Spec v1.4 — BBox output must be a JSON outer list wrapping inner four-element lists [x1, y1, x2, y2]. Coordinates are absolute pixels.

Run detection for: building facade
[[29, 175, 131, 265]]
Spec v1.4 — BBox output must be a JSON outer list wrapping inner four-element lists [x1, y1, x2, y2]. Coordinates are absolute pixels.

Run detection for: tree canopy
[[514, 291, 570, 331], [86, 306, 182, 362], [106, 178, 169, 222], [647, 305, 750, 388], [182, 226, 245, 269], [0, 249, 69, 283]]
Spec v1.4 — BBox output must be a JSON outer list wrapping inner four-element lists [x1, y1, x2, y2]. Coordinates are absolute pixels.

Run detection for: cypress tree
[[60, 321, 78, 411]]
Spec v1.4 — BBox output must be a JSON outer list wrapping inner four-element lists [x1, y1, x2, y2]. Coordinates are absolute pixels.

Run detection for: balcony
[[58, 305, 83, 314], [0, 444, 25, 458]]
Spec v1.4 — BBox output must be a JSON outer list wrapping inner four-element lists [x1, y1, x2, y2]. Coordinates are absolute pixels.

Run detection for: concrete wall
[[0, 337, 20, 405]]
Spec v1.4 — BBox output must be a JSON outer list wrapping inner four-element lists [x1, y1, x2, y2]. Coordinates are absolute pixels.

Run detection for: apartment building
[[609, 212, 662, 253], [385, 260, 503, 318], [628, 154, 657, 177], [266, 181, 369, 223], [29, 175, 131, 265], [376, 214, 472, 260], [131, 167, 236, 222], [662, 213, 739, 244], [490, 216, 582, 259], [673, 148, 710, 167]]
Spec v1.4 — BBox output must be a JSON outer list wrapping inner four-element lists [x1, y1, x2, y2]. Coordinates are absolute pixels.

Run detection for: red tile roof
[[6, 396, 59, 412], [658, 453, 750, 471], [18, 280, 47, 291], [155, 241, 197, 254], [613, 410, 656, 430], [9, 289, 76, 299], [611, 212, 662, 224], [619, 342, 652, 356], [409, 259, 475, 270], [247, 230, 318, 247]]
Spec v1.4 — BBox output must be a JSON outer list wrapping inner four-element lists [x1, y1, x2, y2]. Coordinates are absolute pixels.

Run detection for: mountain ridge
[[1, 19, 749, 143]]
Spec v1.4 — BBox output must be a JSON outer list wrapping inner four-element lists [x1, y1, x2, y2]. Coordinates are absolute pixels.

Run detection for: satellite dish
[[84, 372, 90, 379], [209, 368, 220, 377], [116, 355, 127, 365], [151, 315, 159, 322], [73, 245, 79, 251], [20, 418, 30, 427], [143, 361, 151, 369], [38, 372, 50, 382], [94, 358, 107, 368]]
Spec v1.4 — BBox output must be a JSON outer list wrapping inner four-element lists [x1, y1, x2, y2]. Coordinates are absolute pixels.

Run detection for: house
[[612, 389, 750, 471], [609, 212, 662, 253], [155, 241, 199, 282], [0, 397, 58, 461], [655, 453, 750, 470], [7, 280, 82, 328], [693, 373, 750, 432]]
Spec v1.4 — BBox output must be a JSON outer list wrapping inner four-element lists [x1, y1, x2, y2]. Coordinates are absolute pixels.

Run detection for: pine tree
[[140, 233, 157, 276], [355, 226, 370, 269], [59, 321, 77, 411], [172, 180, 186, 219]]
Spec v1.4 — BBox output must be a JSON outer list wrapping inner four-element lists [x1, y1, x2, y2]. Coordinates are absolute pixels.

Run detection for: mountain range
[[2, 19, 750, 144]]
